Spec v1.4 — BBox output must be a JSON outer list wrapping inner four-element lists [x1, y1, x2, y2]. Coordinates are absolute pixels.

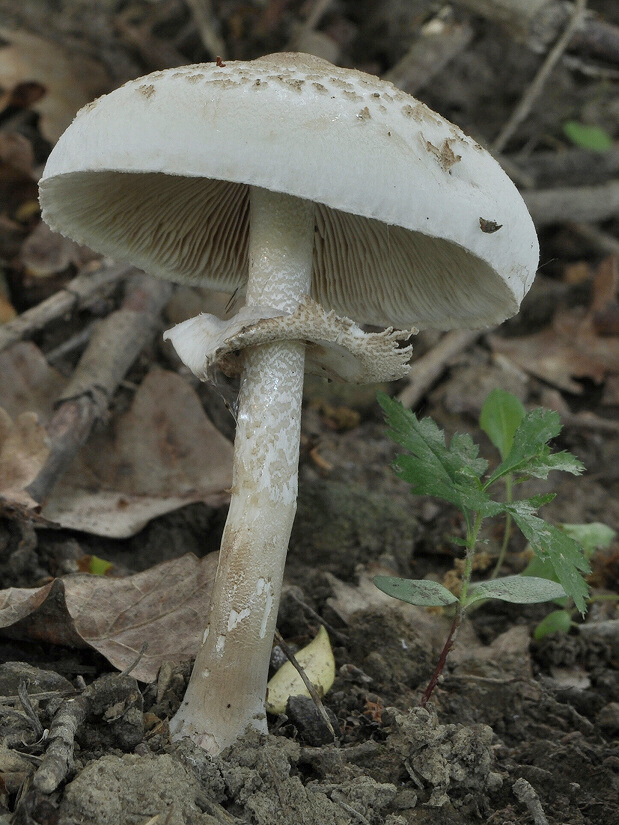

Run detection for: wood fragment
[[33, 694, 88, 793], [384, 15, 474, 95], [492, 0, 587, 153], [0, 261, 130, 354], [25, 273, 172, 504], [505, 147, 619, 188], [185, 0, 226, 59], [273, 629, 337, 743], [570, 223, 619, 258], [512, 777, 549, 825], [397, 329, 482, 409], [455, 0, 619, 65], [522, 180, 619, 226]]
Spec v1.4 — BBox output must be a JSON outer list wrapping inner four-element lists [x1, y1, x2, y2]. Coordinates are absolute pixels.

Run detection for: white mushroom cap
[[39, 52, 538, 330]]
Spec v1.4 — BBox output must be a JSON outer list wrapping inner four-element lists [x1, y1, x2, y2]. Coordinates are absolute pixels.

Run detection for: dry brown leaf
[[0, 407, 49, 511], [0, 553, 218, 682], [490, 260, 619, 394], [0, 346, 233, 535], [42, 368, 233, 537], [0, 27, 110, 142], [20, 221, 95, 278]]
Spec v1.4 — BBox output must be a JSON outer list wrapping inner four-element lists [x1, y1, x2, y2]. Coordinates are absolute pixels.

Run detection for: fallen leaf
[[20, 221, 95, 278], [0, 407, 49, 511], [0, 553, 217, 682], [42, 368, 233, 537], [266, 626, 336, 714], [0, 27, 110, 142], [489, 281, 619, 394], [0, 346, 233, 535]]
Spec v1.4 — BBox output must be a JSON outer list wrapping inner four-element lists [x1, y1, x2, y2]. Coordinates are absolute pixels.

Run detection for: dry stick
[[0, 261, 130, 353], [455, 0, 619, 64], [33, 694, 88, 793], [397, 329, 482, 409], [570, 223, 619, 258], [492, 0, 587, 154], [512, 778, 550, 825], [522, 179, 619, 226], [273, 629, 337, 742], [185, 0, 226, 59], [384, 17, 474, 95], [26, 273, 172, 504]]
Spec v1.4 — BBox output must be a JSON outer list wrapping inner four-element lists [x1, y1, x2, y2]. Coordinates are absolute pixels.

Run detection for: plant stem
[[419, 511, 483, 707], [419, 612, 460, 708], [491, 474, 513, 578]]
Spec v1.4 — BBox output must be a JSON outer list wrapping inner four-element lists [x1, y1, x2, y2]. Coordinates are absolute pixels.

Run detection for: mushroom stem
[[169, 186, 314, 753]]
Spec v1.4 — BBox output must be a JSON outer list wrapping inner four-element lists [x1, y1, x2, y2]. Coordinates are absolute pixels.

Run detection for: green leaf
[[563, 120, 613, 153], [378, 393, 490, 516], [463, 575, 566, 606], [506, 499, 590, 614], [561, 522, 615, 557], [485, 408, 583, 487], [88, 555, 114, 576], [479, 389, 525, 460], [534, 610, 573, 640], [374, 575, 458, 606]]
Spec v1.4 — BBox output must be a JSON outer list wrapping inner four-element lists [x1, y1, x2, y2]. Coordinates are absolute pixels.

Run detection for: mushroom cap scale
[[39, 52, 538, 330]]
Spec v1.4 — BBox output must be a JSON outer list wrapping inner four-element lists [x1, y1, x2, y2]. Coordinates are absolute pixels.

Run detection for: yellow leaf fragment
[[266, 626, 335, 715]]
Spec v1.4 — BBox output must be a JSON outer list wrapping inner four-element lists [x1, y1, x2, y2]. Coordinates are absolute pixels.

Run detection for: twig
[[397, 329, 482, 409], [286, 589, 348, 644], [504, 147, 619, 189], [570, 223, 619, 258], [492, 0, 587, 153], [184, 0, 226, 59], [18, 681, 44, 740], [119, 642, 149, 678], [25, 273, 172, 504], [0, 262, 130, 353], [512, 777, 549, 825], [384, 15, 474, 95], [522, 180, 619, 226], [273, 628, 337, 742], [33, 694, 88, 793]]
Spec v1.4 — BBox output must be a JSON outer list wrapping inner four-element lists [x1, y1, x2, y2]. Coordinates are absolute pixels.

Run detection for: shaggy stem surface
[[169, 187, 314, 753]]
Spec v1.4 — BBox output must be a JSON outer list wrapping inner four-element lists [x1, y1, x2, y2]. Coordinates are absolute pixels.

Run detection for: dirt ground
[[0, 1, 618, 824]]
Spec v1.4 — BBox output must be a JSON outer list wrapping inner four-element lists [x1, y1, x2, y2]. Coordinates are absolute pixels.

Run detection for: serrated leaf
[[506, 500, 590, 614], [479, 389, 525, 460], [563, 120, 613, 153], [373, 575, 458, 606], [378, 393, 490, 516], [464, 575, 566, 606], [485, 408, 583, 487], [534, 609, 573, 640]]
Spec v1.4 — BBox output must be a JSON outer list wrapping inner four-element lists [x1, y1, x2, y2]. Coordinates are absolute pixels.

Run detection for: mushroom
[[39, 52, 538, 754]]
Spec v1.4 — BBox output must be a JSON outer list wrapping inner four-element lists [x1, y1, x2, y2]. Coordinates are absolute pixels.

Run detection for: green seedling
[[374, 389, 590, 705], [527, 521, 617, 640]]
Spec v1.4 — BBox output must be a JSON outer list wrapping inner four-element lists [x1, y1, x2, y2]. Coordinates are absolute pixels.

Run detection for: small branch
[[522, 180, 619, 226], [492, 0, 587, 153], [397, 329, 482, 409], [184, 0, 226, 59], [274, 629, 337, 742], [570, 223, 619, 258], [0, 262, 130, 354], [384, 15, 474, 95], [33, 694, 88, 793], [26, 273, 172, 504], [512, 777, 549, 825]]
